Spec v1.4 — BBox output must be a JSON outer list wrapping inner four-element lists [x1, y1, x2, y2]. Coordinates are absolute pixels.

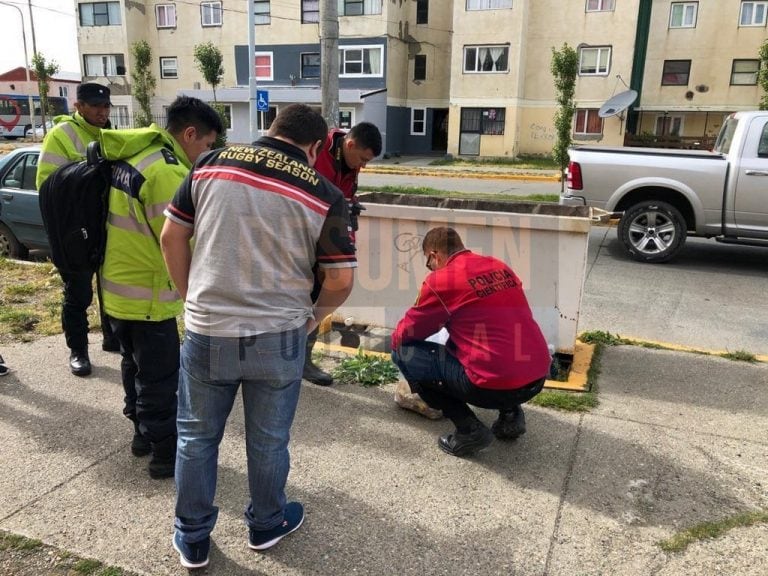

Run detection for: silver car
[[0, 146, 47, 258]]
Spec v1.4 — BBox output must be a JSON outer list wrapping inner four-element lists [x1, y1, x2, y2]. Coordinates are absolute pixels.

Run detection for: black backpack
[[39, 141, 111, 273]]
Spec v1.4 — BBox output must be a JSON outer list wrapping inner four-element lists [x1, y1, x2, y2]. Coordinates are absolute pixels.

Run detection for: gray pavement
[[1, 337, 767, 575], [1, 157, 767, 574]]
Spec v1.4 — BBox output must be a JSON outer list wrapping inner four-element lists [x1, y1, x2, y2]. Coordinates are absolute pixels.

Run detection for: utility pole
[[0, 1, 35, 141], [320, 0, 339, 128], [26, 0, 46, 136], [247, 0, 258, 142]]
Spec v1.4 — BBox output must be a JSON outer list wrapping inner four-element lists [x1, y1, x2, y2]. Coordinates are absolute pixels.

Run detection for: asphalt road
[[581, 223, 768, 355]]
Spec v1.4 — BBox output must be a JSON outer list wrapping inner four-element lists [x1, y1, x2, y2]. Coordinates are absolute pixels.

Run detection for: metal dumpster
[[334, 192, 595, 355]]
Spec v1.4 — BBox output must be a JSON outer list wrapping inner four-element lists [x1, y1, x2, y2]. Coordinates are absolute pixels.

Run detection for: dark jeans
[[392, 341, 545, 424], [109, 317, 180, 443], [59, 269, 115, 353]]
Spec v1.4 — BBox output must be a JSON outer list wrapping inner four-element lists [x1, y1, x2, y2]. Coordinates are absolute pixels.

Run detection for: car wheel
[[618, 200, 687, 263], [0, 222, 23, 259]]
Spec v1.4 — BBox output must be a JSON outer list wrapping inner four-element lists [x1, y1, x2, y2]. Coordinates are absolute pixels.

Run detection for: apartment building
[[74, 1, 767, 155]]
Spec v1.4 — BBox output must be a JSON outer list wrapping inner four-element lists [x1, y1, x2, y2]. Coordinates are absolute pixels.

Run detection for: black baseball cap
[[77, 83, 111, 106]]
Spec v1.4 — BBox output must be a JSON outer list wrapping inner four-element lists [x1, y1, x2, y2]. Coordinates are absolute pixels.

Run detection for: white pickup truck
[[561, 111, 768, 262]]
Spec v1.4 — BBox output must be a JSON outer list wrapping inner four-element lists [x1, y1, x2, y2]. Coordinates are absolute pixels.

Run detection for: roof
[[0, 67, 81, 83]]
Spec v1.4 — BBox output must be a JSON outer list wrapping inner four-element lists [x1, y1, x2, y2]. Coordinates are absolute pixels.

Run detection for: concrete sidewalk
[[1, 335, 766, 575]]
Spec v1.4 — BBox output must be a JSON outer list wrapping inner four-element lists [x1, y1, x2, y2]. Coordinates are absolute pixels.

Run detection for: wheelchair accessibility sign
[[256, 90, 269, 112]]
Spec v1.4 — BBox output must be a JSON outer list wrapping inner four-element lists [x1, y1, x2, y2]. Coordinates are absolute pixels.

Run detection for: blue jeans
[[392, 342, 545, 425], [174, 327, 305, 544]]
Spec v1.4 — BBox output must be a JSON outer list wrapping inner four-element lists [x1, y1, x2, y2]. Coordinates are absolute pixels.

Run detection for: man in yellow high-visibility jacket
[[99, 96, 222, 479], [36, 83, 118, 377]]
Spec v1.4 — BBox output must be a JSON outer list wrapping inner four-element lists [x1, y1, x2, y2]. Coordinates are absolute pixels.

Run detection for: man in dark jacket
[[307, 121, 382, 386]]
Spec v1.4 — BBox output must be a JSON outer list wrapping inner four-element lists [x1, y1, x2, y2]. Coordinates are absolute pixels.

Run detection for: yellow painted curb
[[605, 336, 768, 364], [316, 339, 597, 392], [363, 167, 560, 182], [544, 340, 594, 392]]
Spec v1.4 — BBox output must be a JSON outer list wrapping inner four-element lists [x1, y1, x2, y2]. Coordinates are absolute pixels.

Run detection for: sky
[[0, 0, 80, 75]]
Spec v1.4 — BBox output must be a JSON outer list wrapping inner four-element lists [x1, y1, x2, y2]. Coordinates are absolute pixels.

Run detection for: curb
[[362, 166, 561, 182]]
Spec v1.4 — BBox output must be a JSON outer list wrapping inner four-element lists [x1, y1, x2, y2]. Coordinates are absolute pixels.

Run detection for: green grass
[[530, 343, 602, 412], [658, 509, 768, 553], [332, 347, 400, 387], [0, 308, 40, 333], [429, 154, 559, 170], [0, 532, 43, 551], [719, 350, 757, 363], [358, 184, 559, 203], [73, 558, 103, 574], [4, 282, 39, 298]]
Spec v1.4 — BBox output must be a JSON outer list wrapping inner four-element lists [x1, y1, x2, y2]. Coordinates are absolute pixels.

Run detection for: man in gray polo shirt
[[161, 104, 356, 569]]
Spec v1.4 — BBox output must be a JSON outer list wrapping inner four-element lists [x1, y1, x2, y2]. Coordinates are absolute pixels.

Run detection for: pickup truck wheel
[[0, 222, 24, 259], [618, 200, 687, 263]]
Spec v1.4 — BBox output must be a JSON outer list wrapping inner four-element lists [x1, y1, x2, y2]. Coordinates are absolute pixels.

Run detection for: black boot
[[438, 416, 492, 457], [302, 329, 333, 386], [491, 405, 526, 441], [69, 351, 92, 377], [148, 435, 177, 479], [131, 421, 151, 457]]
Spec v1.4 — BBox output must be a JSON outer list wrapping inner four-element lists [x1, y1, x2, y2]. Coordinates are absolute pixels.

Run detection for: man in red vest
[[391, 227, 551, 457]]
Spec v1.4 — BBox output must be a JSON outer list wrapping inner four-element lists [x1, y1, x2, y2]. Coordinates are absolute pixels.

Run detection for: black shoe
[[438, 421, 493, 457], [148, 435, 177, 479], [303, 360, 333, 386], [69, 352, 92, 377], [131, 423, 151, 457], [492, 406, 527, 441], [102, 339, 121, 353]]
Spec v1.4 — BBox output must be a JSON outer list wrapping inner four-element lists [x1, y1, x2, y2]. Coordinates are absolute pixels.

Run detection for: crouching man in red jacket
[[391, 227, 551, 457]]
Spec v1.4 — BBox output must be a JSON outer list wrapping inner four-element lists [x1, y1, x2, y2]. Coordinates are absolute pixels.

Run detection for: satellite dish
[[598, 89, 638, 118]]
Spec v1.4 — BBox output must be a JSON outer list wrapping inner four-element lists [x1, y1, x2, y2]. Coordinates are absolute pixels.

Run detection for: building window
[[339, 109, 353, 129], [160, 57, 178, 79], [655, 114, 683, 136], [155, 4, 176, 28], [254, 0, 270, 24], [586, 0, 614, 11], [255, 52, 273, 81], [740, 1, 768, 26], [302, 0, 319, 23], [416, 0, 428, 23], [110, 105, 129, 129], [461, 107, 506, 135], [661, 60, 691, 85], [79, 2, 121, 26], [83, 54, 126, 76], [339, 45, 384, 77], [341, 0, 382, 16], [463, 46, 509, 73], [411, 108, 426, 135], [731, 59, 760, 85], [201, 1, 222, 26], [466, 0, 512, 10], [574, 109, 603, 135], [59, 86, 69, 98], [301, 53, 320, 78], [669, 2, 697, 27], [414, 54, 427, 81], [578, 46, 611, 75]]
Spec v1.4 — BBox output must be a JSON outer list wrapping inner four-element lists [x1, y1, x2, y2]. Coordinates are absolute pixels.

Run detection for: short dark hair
[[166, 96, 223, 137], [422, 227, 465, 256], [348, 121, 382, 156], [268, 104, 328, 146]]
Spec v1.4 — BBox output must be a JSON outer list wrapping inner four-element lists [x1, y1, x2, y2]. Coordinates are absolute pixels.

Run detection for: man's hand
[[348, 200, 365, 232]]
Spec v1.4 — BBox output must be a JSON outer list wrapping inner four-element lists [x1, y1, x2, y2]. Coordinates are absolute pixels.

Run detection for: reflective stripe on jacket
[[36, 113, 103, 190], [99, 124, 191, 321]]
